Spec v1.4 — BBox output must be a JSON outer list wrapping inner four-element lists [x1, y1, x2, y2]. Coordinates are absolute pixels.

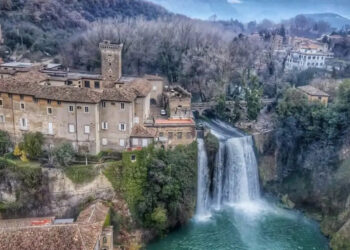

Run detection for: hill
[[303, 13, 350, 30], [0, 0, 171, 60]]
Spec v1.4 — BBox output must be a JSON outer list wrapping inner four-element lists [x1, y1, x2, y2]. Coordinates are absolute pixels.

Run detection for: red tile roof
[[0, 201, 109, 250]]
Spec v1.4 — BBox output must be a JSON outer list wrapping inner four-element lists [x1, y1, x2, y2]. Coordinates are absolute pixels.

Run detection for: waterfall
[[196, 123, 260, 217], [196, 139, 211, 218], [212, 141, 225, 210], [222, 136, 260, 204]]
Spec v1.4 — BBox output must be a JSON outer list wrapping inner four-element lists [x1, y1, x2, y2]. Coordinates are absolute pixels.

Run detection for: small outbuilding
[[297, 85, 330, 106]]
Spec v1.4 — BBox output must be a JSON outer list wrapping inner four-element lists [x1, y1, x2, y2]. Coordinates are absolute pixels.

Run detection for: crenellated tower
[[99, 40, 123, 83]]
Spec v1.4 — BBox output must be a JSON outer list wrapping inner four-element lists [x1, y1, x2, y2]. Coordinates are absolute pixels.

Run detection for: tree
[[53, 143, 75, 167], [0, 130, 12, 156], [245, 77, 263, 121], [22, 132, 44, 160]]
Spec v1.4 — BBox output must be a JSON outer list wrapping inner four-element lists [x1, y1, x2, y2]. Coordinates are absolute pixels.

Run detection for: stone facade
[[0, 41, 197, 154], [99, 40, 123, 84]]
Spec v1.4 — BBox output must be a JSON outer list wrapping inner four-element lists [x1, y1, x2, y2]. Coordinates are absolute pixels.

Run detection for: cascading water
[[196, 124, 260, 216], [196, 138, 211, 218], [149, 119, 329, 250], [222, 136, 260, 204]]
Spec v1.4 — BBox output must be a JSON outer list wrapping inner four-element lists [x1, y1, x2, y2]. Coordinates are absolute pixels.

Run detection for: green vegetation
[[0, 131, 12, 156], [21, 132, 44, 160], [204, 132, 219, 156], [104, 143, 198, 234], [64, 165, 98, 184], [0, 157, 44, 216], [53, 143, 75, 167], [272, 80, 350, 248], [245, 77, 263, 121]]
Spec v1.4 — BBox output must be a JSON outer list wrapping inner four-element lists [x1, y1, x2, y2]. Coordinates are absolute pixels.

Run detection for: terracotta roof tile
[[0, 201, 109, 250], [131, 125, 156, 138], [298, 85, 330, 97]]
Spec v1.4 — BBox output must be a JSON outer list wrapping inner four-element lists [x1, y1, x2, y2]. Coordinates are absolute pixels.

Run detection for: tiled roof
[[0, 201, 109, 250], [0, 70, 138, 103], [131, 124, 156, 138], [101, 88, 136, 102], [76, 202, 110, 224], [297, 85, 330, 97], [127, 78, 152, 97]]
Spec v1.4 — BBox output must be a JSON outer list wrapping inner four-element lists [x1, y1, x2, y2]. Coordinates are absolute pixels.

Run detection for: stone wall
[[252, 130, 278, 187], [0, 167, 114, 218], [43, 168, 114, 217]]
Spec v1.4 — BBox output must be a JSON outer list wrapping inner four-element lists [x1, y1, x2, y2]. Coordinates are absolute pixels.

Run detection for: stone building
[[0, 62, 35, 79], [164, 86, 192, 119], [0, 41, 196, 153], [0, 201, 113, 250], [297, 85, 330, 106], [285, 38, 333, 71]]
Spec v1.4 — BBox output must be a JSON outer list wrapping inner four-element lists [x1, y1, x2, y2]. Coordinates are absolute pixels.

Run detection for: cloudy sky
[[149, 0, 350, 22]]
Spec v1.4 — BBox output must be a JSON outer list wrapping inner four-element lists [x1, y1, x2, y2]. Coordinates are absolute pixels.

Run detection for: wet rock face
[[253, 131, 278, 186], [0, 168, 114, 218]]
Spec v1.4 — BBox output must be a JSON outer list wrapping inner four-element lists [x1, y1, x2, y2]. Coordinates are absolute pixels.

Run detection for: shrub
[[53, 143, 75, 167], [22, 132, 44, 160], [0, 130, 12, 156], [64, 165, 98, 184], [150, 207, 167, 232]]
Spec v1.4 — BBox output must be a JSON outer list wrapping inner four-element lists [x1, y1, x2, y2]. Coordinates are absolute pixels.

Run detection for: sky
[[149, 0, 350, 22]]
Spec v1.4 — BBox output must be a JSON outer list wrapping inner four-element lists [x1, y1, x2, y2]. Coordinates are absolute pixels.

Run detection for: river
[[148, 120, 329, 250]]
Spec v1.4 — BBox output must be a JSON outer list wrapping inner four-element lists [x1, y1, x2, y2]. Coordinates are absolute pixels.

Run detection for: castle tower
[[99, 40, 123, 83]]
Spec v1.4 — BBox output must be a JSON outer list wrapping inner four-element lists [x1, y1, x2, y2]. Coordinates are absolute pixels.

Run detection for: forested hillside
[[0, 0, 171, 59]]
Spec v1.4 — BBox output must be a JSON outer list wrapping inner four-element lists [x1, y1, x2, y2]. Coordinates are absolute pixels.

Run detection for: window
[[168, 132, 173, 139], [132, 138, 139, 146], [8, 94, 12, 98], [84, 106, 89, 113], [57, 101, 61, 105], [102, 122, 108, 130], [0, 115, 5, 123], [0, 99, 3, 106], [20, 102, 25, 110], [142, 139, 148, 147], [186, 132, 192, 139], [20, 118, 27, 129], [66, 80, 73, 86], [94, 81, 100, 89], [131, 154, 136, 162], [120, 103, 125, 110], [102, 138, 108, 146], [120, 139, 125, 147], [68, 124, 75, 133], [134, 117, 139, 124], [84, 125, 90, 134], [33, 98, 38, 103], [20, 95, 24, 100], [47, 107, 53, 115], [84, 81, 90, 88], [177, 132, 182, 139], [47, 100, 52, 104], [103, 237, 107, 244], [69, 105, 74, 112], [102, 101, 106, 108], [48, 122, 53, 134], [159, 132, 164, 137], [119, 123, 126, 131]]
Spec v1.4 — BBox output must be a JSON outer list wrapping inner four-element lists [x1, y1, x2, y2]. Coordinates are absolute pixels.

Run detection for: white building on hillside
[[285, 41, 333, 71]]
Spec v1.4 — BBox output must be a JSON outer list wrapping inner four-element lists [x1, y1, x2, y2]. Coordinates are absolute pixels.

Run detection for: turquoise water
[[147, 200, 329, 250]]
